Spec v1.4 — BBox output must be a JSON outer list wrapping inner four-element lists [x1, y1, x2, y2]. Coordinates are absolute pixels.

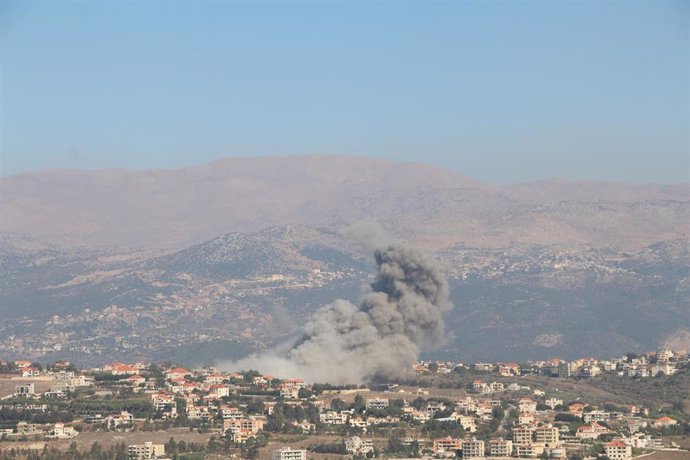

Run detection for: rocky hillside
[[0, 225, 687, 365]]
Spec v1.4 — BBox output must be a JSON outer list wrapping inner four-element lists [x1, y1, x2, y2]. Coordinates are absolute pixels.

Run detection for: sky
[[1, 0, 688, 183]]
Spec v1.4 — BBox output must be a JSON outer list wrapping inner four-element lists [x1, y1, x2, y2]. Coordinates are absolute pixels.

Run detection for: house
[[473, 379, 488, 392], [151, 392, 176, 415], [490, 381, 504, 392], [514, 443, 545, 458], [605, 440, 632, 460], [458, 415, 477, 432], [205, 373, 226, 385], [518, 412, 534, 425], [280, 386, 299, 399], [224, 417, 265, 435], [568, 402, 586, 415], [125, 375, 146, 386], [14, 360, 32, 369], [518, 398, 537, 413], [498, 362, 520, 376], [576, 421, 610, 439], [319, 410, 348, 425], [14, 383, 35, 397], [52, 360, 71, 369], [187, 406, 211, 420], [207, 384, 230, 399], [653, 416, 677, 429], [292, 420, 316, 433], [281, 378, 305, 390], [433, 437, 463, 454], [365, 398, 389, 410], [583, 410, 610, 423], [105, 411, 134, 429], [220, 406, 244, 420], [348, 416, 368, 429], [109, 364, 139, 376], [22, 367, 41, 378], [165, 367, 191, 380], [345, 436, 374, 454], [46, 422, 77, 439]]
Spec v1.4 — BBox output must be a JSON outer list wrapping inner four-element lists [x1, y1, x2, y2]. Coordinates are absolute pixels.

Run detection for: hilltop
[[1, 155, 687, 250]]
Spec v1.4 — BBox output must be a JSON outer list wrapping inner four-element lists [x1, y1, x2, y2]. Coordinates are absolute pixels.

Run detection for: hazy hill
[[0, 224, 687, 364], [1, 155, 687, 250]]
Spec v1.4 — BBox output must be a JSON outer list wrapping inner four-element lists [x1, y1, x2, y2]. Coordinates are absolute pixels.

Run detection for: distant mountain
[[1, 155, 688, 250]]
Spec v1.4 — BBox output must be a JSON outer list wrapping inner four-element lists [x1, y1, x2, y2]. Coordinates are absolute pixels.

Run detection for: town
[[0, 349, 688, 460]]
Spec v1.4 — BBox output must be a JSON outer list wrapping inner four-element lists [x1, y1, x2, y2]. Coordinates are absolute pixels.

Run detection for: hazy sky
[[1, 0, 688, 183]]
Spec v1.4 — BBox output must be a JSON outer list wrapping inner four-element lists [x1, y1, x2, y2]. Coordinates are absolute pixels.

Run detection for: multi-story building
[[345, 436, 374, 454], [488, 439, 512, 457], [534, 425, 559, 447], [462, 439, 485, 458], [513, 426, 533, 444], [273, 447, 307, 460], [365, 398, 390, 410], [432, 437, 463, 453], [515, 443, 545, 458], [128, 442, 165, 460], [605, 440, 632, 460]]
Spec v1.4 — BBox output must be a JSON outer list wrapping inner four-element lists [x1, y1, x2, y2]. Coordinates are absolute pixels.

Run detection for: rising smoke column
[[231, 243, 453, 384]]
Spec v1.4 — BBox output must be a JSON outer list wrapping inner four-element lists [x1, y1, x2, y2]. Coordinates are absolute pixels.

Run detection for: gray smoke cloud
[[227, 242, 453, 384]]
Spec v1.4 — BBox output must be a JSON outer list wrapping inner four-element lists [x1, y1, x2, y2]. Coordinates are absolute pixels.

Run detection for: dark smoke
[[228, 243, 453, 384]]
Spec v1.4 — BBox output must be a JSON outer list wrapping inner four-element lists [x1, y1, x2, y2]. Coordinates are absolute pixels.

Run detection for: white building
[[462, 439, 485, 458], [365, 398, 389, 410], [128, 442, 165, 460], [605, 441, 632, 460], [273, 447, 307, 460], [345, 436, 374, 454]]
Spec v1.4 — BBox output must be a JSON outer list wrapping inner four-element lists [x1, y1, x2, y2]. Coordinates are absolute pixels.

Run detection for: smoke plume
[[228, 242, 453, 384]]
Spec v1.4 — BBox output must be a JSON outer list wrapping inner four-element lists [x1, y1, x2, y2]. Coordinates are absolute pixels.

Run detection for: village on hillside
[[0, 349, 688, 460]]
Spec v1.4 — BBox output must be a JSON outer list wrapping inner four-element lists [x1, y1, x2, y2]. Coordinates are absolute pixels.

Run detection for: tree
[[331, 398, 347, 411], [354, 394, 365, 413]]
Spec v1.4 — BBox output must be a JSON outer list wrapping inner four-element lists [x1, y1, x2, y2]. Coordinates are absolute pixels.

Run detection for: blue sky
[[1, 0, 688, 183]]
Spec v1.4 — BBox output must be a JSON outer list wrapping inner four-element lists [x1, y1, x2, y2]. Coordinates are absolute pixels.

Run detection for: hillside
[[0, 225, 687, 365], [1, 155, 688, 250]]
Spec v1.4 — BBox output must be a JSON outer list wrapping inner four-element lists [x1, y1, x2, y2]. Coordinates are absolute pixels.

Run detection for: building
[[47, 423, 77, 439], [462, 439, 485, 458], [433, 437, 463, 453], [518, 398, 537, 413], [534, 425, 559, 447], [14, 383, 35, 397], [365, 398, 389, 410], [513, 426, 533, 444], [584, 410, 611, 423], [128, 442, 165, 460], [605, 440, 632, 460], [653, 416, 677, 429], [164, 367, 191, 380], [273, 447, 307, 460], [345, 436, 374, 454], [515, 443, 545, 458], [576, 421, 610, 439], [488, 439, 512, 457]]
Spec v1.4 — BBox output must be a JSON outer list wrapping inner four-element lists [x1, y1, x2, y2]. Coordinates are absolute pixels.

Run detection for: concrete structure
[[273, 447, 307, 460], [462, 439, 485, 458], [128, 442, 165, 460]]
